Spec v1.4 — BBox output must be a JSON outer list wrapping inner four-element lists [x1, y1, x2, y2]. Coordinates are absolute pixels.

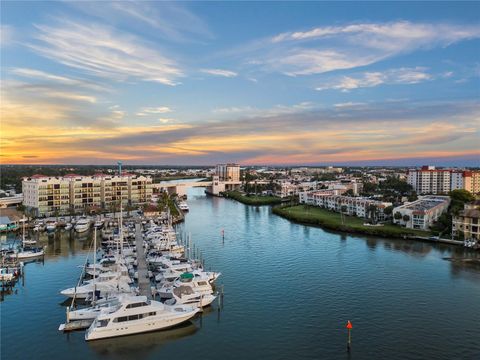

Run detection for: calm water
[[2, 187, 480, 360]]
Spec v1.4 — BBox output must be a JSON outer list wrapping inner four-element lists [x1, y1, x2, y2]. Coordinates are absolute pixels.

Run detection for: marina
[[1, 187, 480, 359]]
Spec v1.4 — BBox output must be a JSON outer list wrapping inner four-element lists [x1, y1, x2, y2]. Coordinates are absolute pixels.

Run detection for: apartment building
[[392, 195, 450, 230], [22, 175, 71, 216], [66, 175, 102, 212], [463, 171, 480, 195], [408, 166, 480, 195], [22, 174, 152, 216], [452, 201, 480, 240], [215, 164, 240, 182], [407, 166, 451, 194], [299, 192, 392, 221]]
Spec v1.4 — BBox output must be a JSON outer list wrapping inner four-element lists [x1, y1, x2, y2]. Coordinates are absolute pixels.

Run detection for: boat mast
[[118, 161, 123, 256], [93, 226, 97, 305], [22, 216, 26, 246]]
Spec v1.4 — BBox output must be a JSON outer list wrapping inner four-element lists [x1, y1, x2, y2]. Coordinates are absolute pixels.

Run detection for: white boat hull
[[85, 308, 198, 341]]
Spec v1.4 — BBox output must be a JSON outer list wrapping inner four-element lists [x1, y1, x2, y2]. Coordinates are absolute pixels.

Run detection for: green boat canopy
[[180, 272, 194, 279]]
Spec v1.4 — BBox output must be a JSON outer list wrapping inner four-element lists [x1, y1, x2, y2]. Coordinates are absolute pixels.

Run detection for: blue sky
[[1, 1, 479, 166]]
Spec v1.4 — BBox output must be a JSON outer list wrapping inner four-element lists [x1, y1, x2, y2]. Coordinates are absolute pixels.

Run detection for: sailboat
[[16, 217, 43, 259], [19, 217, 36, 245]]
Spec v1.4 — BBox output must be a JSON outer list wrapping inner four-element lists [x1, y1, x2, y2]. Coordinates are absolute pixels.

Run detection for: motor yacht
[[85, 296, 199, 341], [75, 218, 91, 233]]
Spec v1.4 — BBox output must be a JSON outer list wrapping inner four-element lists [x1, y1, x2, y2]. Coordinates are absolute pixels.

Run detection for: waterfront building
[[66, 175, 102, 212], [22, 174, 153, 216], [407, 166, 451, 194], [452, 201, 480, 240], [392, 195, 450, 230], [299, 192, 392, 221], [215, 163, 240, 182], [407, 166, 480, 195], [22, 175, 71, 216]]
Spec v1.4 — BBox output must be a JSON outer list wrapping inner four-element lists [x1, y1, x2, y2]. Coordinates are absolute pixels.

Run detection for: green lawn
[[224, 191, 282, 206], [273, 205, 431, 238]]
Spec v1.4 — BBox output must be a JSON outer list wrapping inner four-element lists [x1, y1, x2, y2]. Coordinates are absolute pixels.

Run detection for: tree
[[449, 189, 475, 216], [344, 189, 355, 197], [402, 214, 410, 222], [384, 205, 393, 216], [394, 212, 402, 220], [408, 192, 418, 202], [449, 189, 475, 203]]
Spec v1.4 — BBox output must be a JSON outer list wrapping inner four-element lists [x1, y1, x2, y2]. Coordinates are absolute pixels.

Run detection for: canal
[[1, 187, 480, 359]]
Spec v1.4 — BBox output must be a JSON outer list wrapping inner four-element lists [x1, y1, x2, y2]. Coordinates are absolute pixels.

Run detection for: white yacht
[[64, 223, 73, 231], [157, 272, 215, 299], [85, 296, 199, 341], [16, 247, 45, 259], [60, 277, 132, 299], [68, 296, 122, 321], [75, 218, 91, 233], [46, 220, 57, 232], [178, 202, 189, 212], [164, 286, 216, 308], [94, 219, 104, 229]]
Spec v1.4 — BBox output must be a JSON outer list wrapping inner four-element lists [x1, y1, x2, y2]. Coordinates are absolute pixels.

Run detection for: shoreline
[[272, 204, 435, 240], [223, 191, 282, 206]]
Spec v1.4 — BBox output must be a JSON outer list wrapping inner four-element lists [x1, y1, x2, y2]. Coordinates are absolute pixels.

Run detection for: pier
[[135, 223, 151, 299]]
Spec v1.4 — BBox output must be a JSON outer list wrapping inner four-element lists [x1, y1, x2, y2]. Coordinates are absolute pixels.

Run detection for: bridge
[[0, 195, 23, 208], [152, 179, 240, 197]]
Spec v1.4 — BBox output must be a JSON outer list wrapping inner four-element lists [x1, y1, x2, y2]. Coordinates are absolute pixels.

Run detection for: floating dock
[[135, 223, 151, 299], [58, 319, 93, 332]]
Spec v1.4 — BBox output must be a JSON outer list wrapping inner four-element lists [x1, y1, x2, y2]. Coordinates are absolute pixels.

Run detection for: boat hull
[[85, 309, 198, 341]]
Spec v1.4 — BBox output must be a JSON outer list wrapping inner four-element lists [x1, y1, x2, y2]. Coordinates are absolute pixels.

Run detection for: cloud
[[29, 19, 183, 85], [2, 98, 478, 165], [201, 68, 238, 77], [11, 68, 107, 91], [136, 106, 173, 116], [237, 21, 480, 76], [158, 118, 174, 124], [67, 1, 212, 43], [1, 25, 14, 47], [316, 67, 433, 91]]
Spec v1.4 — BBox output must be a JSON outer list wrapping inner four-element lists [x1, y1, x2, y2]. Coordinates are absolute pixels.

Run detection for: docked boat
[[16, 247, 45, 259], [75, 218, 91, 233], [178, 202, 189, 212], [163, 286, 216, 308], [68, 296, 122, 321], [85, 296, 199, 341], [157, 272, 216, 299], [46, 220, 57, 232], [94, 220, 104, 229], [64, 223, 73, 231], [60, 277, 132, 299]]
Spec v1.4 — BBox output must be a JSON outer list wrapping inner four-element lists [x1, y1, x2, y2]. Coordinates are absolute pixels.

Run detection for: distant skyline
[[1, 1, 479, 166]]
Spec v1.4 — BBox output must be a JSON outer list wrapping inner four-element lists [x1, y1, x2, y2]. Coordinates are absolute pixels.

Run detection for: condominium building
[[463, 171, 480, 195], [452, 201, 480, 240], [66, 175, 102, 212], [22, 175, 71, 216], [215, 164, 240, 182], [392, 195, 450, 230], [299, 192, 392, 221], [407, 166, 451, 194], [408, 166, 480, 195], [22, 174, 152, 216]]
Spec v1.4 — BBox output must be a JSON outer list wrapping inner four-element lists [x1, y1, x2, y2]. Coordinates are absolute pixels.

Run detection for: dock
[[135, 223, 151, 299], [59, 319, 93, 332]]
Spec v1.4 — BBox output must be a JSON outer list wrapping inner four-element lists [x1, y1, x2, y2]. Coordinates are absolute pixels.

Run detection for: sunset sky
[[1, 1, 479, 166]]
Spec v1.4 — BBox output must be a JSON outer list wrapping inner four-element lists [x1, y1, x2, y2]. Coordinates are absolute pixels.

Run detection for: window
[[114, 316, 128, 323], [126, 302, 149, 309]]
